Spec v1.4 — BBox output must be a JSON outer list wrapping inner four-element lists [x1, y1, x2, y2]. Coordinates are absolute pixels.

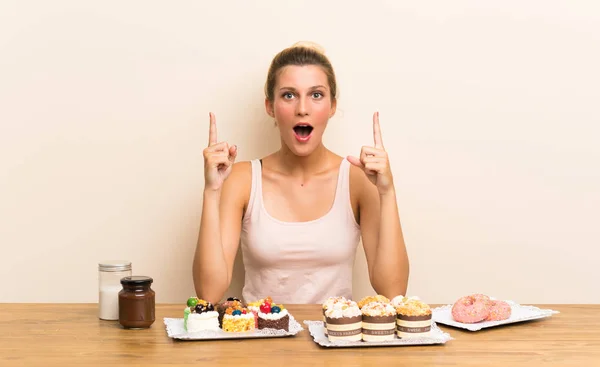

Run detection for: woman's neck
[[275, 143, 333, 177]]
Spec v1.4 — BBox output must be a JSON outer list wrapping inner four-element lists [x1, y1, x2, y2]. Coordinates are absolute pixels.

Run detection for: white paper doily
[[304, 320, 453, 348], [432, 300, 560, 331], [164, 313, 303, 340]]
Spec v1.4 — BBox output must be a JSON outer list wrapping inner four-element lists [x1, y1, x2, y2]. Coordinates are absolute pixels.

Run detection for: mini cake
[[257, 300, 289, 331], [322, 296, 348, 336], [357, 295, 390, 309], [325, 300, 362, 342], [247, 296, 272, 328], [183, 297, 219, 332], [217, 297, 244, 327], [222, 305, 255, 332], [395, 298, 432, 339], [361, 302, 396, 342]]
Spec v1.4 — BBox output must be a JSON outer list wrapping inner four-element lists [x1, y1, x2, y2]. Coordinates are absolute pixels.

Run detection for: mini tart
[[357, 295, 391, 309], [361, 302, 396, 342], [395, 299, 432, 339]]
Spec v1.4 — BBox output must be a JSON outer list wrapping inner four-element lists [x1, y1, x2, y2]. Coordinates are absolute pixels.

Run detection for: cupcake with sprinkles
[[395, 298, 432, 339], [357, 295, 391, 309], [321, 296, 348, 336], [257, 299, 289, 331], [361, 302, 397, 342], [325, 300, 362, 342], [183, 297, 219, 332], [391, 295, 421, 308]]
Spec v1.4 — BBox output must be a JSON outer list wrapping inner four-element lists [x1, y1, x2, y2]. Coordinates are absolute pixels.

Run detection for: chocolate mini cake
[[325, 300, 362, 342], [395, 299, 432, 339], [254, 298, 289, 331], [361, 302, 396, 342]]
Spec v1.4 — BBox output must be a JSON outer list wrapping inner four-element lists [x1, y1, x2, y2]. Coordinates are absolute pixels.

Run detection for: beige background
[[1, 1, 599, 304]]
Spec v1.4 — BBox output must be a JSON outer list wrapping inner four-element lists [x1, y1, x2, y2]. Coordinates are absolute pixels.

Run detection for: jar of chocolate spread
[[118, 276, 155, 329]]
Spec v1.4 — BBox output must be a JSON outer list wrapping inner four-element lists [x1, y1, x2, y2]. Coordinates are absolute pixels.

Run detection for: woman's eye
[[312, 92, 323, 98], [283, 92, 294, 99]]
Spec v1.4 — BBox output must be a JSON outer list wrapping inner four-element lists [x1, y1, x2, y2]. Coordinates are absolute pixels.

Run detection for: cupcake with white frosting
[[361, 302, 397, 341], [395, 298, 432, 339], [322, 296, 348, 336], [325, 300, 362, 342]]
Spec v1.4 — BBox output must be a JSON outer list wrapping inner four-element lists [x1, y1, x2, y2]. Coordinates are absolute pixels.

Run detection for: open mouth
[[293, 124, 314, 138]]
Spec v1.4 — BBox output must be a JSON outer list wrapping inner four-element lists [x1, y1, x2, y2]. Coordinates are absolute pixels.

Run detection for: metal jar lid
[[98, 261, 132, 272]]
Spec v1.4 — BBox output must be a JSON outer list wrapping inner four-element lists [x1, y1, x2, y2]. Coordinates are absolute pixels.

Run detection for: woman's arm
[[192, 161, 249, 304], [355, 170, 409, 298], [348, 111, 409, 298]]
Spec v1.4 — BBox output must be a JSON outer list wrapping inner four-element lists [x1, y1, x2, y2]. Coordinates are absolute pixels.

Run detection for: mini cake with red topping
[[325, 300, 362, 342], [395, 298, 432, 339], [257, 299, 289, 331], [247, 296, 272, 328], [183, 297, 219, 332], [222, 304, 255, 332], [361, 301, 397, 341]]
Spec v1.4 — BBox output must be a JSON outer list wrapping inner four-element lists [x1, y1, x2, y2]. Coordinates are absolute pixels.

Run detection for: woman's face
[[266, 65, 336, 157]]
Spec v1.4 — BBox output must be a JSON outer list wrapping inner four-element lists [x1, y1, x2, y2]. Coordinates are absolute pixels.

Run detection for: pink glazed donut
[[485, 300, 512, 321], [451, 294, 491, 323]]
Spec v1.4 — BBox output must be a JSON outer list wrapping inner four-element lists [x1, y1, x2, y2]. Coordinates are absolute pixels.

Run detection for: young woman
[[193, 42, 409, 304]]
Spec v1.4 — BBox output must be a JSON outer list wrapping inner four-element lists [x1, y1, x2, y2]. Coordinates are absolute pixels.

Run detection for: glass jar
[[98, 261, 132, 320], [118, 276, 155, 329]]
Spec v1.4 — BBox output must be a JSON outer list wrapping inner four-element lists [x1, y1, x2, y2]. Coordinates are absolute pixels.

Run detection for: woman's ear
[[329, 98, 337, 118], [265, 98, 275, 118]]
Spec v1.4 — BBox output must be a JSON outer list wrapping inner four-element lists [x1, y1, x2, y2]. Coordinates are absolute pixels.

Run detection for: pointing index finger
[[373, 111, 384, 149], [209, 112, 217, 146]]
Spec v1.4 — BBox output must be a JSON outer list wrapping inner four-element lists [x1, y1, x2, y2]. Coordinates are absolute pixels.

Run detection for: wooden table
[[1, 304, 598, 366]]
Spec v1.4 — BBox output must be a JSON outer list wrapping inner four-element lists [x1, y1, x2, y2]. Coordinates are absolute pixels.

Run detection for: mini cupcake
[[361, 302, 396, 342], [395, 298, 432, 339], [321, 296, 348, 336], [325, 300, 362, 342], [222, 305, 255, 332], [257, 300, 289, 331], [217, 297, 244, 327], [183, 297, 219, 332], [357, 295, 390, 309]]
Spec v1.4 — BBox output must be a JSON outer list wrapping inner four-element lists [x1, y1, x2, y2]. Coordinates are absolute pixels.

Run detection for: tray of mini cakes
[[164, 296, 304, 340], [431, 293, 560, 331], [304, 295, 453, 348]]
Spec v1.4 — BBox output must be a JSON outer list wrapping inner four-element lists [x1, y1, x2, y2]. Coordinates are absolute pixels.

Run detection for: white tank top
[[239, 158, 361, 304]]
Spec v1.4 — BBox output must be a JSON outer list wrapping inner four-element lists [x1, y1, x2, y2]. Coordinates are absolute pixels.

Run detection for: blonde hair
[[264, 41, 337, 103]]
